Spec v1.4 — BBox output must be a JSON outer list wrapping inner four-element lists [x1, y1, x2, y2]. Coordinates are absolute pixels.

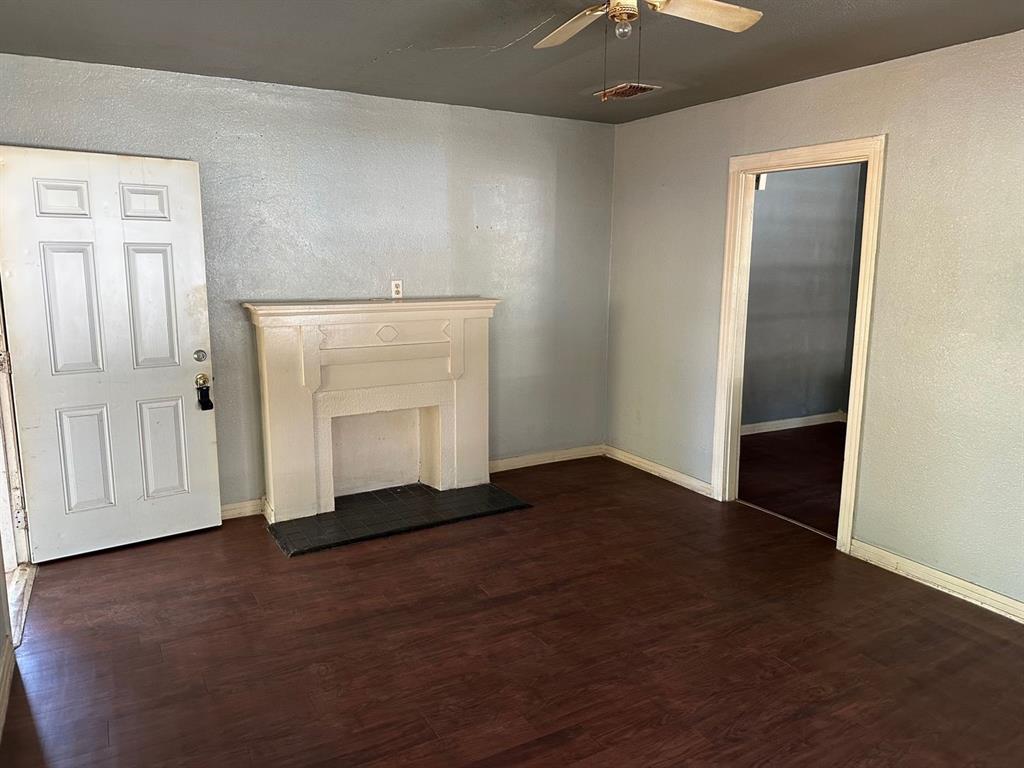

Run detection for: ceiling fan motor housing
[[609, 0, 640, 23]]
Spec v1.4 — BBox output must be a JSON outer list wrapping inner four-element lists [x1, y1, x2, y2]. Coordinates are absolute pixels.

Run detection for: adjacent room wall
[[742, 163, 864, 425], [608, 32, 1024, 601], [0, 53, 615, 506]]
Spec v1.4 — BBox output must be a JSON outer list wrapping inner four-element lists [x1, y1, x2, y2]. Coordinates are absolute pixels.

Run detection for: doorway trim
[[710, 135, 887, 553], [0, 293, 29, 567]]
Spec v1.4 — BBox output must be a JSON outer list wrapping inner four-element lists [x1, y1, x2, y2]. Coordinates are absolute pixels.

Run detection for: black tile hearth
[[268, 483, 531, 556]]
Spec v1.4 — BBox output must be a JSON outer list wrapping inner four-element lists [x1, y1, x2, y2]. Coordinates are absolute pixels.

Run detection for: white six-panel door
[[0, 146, 221, 561]]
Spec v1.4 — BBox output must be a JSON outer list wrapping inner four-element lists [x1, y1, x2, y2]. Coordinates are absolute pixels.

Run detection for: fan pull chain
[[636, 5, 643, 86]]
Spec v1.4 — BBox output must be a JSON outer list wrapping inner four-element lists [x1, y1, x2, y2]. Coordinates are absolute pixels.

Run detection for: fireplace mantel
[[245, 297, 501, 322], [244, 297, 500, 522]]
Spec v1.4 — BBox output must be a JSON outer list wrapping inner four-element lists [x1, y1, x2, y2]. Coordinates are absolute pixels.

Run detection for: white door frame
[[0, 292, 29, 567], [710, 135, 887, 552]]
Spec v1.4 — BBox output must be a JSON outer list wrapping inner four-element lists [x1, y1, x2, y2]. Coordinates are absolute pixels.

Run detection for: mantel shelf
[[243, 297, 500, 326]]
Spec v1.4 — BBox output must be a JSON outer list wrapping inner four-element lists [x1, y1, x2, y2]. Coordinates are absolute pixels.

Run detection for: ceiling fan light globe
[[614, 20, 633, 39]]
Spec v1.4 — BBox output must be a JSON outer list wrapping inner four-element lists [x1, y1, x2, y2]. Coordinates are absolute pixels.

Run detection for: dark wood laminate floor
[[2, 457, 1022, 767], [739, 422, 847, 537]]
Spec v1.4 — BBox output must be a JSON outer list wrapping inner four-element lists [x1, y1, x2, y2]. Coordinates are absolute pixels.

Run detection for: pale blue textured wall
[[0, 53, 615, 505]]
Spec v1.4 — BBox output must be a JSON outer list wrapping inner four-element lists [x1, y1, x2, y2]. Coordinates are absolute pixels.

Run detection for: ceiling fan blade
[[650, 0, 762, 33], [534, 4, 608, 49]]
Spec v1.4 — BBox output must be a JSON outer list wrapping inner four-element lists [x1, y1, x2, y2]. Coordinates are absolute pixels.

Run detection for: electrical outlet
[[390, 280, 403, 299]]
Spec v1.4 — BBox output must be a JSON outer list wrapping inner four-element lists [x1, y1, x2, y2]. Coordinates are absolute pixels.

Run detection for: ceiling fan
[[534, 0, 763, 49]]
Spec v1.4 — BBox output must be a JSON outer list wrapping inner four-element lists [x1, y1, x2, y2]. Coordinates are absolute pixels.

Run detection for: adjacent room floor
[[2, 458, 1021, 767], [738, 422, 847, 537]]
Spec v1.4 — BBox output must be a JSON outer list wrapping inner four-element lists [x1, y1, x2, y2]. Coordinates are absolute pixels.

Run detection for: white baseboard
[[602, 446, 714, 498], [221, 499, 265, 521], [849, 540, 1024, 624], [0, 634, 13, 744], [489, 444, 714, 500], [741, 411, 846, 436], [489, 445, 605, 473]]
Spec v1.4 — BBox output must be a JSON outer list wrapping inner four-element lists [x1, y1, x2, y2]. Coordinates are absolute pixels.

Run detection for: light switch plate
[[390, 280, 403, 299]]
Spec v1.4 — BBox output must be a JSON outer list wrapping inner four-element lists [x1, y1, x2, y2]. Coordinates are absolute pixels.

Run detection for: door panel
[[120, 184, 170, 220], [125, 243, 180, 368], [34, 178, 91, 217], [137, 397, 189, 499], [0, 146, 221, 561], [40, 241, 105, 374], [57, 404, 116, 513]]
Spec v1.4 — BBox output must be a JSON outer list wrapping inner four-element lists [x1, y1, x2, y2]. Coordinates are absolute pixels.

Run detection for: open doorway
[[736, 163, 866, 538], [711, 136, 886, 552]]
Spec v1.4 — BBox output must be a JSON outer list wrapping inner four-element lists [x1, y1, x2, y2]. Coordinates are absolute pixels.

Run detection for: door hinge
[[12, 488, 27, 530], [0, 351, 10, 374]]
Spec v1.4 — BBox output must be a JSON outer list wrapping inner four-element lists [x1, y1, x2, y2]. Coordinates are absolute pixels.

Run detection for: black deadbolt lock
[[195, 373, 214, 411]]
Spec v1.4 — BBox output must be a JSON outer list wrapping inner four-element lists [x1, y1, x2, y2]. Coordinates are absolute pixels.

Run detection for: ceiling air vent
[[593, 82, 662, 101]]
